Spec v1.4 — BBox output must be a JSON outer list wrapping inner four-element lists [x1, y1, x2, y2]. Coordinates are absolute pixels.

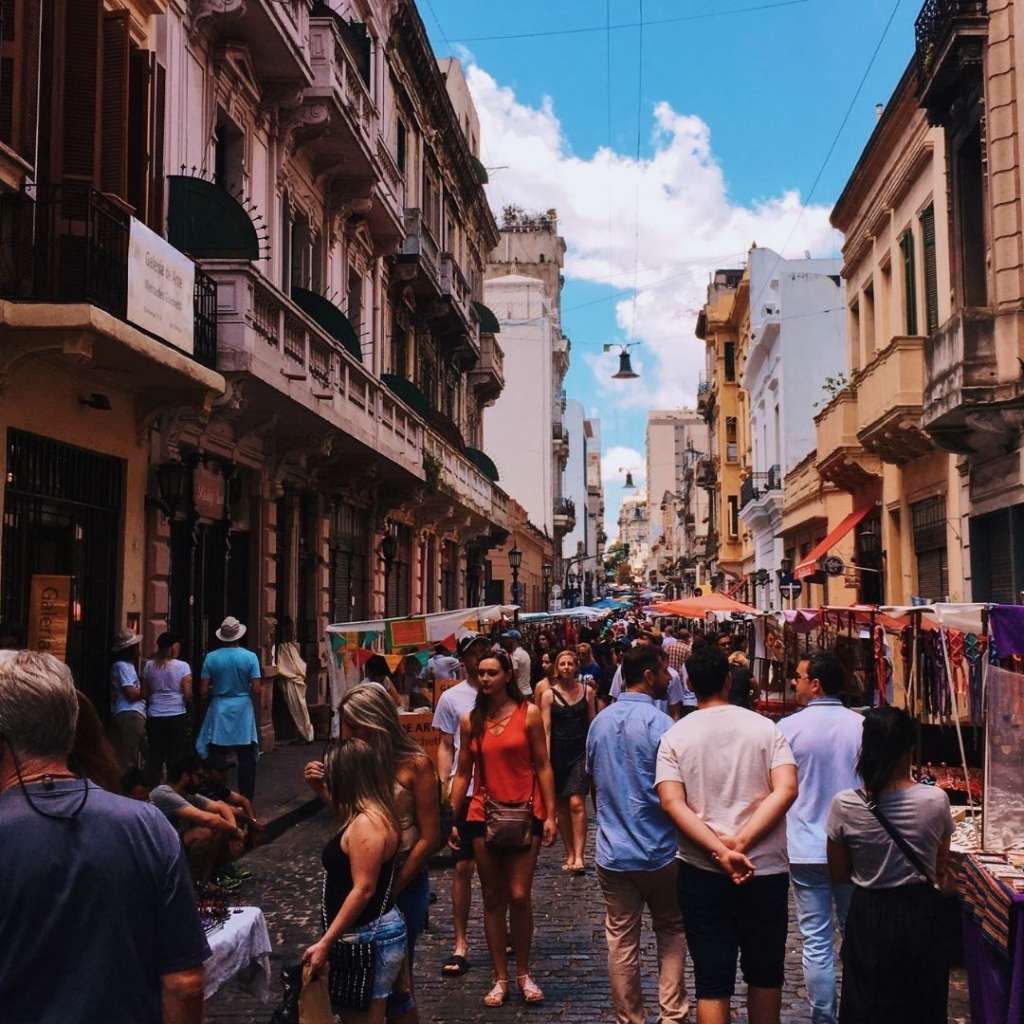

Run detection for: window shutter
[[921, 204, 939, 335], [900, 230, 918, 335], [148, 58, 166, 232], [61, 0, 102, 183], [101, 10, 130, 200], [0, 0, 36, 162], [126, 48, 150, 220]]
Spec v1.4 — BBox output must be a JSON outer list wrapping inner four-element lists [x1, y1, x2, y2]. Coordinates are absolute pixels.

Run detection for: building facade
[[736, 247, 845, 610], [0, 0, 512, 738], [484, 208, 573, 568], [696, 268, 746, 591], [582, 417, 606, 602], [617, 491, 650, 582]]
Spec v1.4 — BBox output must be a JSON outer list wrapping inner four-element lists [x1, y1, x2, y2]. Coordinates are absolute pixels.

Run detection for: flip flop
[[441, 954, 470, 977]]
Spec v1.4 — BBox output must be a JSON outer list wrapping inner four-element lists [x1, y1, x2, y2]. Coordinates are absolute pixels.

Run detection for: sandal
[[483, 979, 509, 1007], [516, 974, 544, 1004], [441, 954, 470, 977]]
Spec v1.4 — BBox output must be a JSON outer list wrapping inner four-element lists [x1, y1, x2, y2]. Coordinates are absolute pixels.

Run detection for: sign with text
[[193, 463, 226, 521], [27, 575, 72, 661], [127, 218, 195, 354], [388, 617, 429, 649], [399, 710, 441, 769]]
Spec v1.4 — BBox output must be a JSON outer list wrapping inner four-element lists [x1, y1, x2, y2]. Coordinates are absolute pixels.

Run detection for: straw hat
[[215, 616, 247, 642], [112, 628, 142, 653]]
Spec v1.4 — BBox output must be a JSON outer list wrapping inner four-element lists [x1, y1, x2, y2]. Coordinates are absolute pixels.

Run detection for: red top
[[467, 702, 546, 822]]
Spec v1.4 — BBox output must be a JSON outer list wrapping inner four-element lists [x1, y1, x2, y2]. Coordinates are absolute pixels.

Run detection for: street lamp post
[[380, 528, 398, 616], [508, 544, 523, 620], [542, 561, 553, 611]]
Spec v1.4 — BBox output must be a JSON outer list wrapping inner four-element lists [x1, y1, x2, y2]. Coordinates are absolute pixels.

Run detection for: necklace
[[16, 770, 77, 787]]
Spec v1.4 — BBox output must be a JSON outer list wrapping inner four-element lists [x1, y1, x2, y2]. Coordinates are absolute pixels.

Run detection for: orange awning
[[651, 593, 760, 617], [794, 502, 876, 581]]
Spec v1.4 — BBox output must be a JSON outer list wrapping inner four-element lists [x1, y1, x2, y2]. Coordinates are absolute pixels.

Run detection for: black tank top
[[321, 827, 397, 930]]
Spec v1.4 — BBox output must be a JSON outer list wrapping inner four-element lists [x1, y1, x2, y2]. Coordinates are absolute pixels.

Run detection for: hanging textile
[[275, 640, 314, 742], [989, 604, 1024, 658]]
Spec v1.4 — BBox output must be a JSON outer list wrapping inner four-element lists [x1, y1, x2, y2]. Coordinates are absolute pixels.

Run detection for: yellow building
[[695, 268, 747, 592], [809, 63, 964, 604]]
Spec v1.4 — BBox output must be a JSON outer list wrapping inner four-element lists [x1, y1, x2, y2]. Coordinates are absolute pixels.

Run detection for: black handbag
[[855, 788, 962, 963], [320, 854, 398, 1012]]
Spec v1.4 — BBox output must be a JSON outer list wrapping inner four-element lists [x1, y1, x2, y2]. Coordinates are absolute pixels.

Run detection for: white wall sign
[[127, 218, 196, 354]]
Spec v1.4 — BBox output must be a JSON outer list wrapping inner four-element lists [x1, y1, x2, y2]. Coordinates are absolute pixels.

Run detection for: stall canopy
[[592, 597, 631, 609], [794, 501, 876, 580], [651, 593, 759, 617]]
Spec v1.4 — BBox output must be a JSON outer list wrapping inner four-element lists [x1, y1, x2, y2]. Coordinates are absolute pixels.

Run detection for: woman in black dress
[[539, 649, 595, 874]]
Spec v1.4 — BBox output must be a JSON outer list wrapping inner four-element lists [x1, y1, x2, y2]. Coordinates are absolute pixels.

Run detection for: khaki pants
[[597, 861, 689, 1024], [108, 711, 146, 773]]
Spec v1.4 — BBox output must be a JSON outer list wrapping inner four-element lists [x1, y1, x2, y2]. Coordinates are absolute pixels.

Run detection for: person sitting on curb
[[150, 756, 245, 886]]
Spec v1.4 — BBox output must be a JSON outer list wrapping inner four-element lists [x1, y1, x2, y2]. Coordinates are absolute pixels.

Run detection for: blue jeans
[[790, 863, 852, 1024], [386, 869, 430, 1018]]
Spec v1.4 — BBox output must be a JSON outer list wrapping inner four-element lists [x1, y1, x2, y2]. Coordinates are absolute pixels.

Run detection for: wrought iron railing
[[555, 496, 576, 519], [0, 184, 218, 369], [915, 0, 987, 61]]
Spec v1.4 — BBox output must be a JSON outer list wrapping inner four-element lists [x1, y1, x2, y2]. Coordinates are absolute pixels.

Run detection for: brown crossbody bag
[[477, 708, 534, 849]]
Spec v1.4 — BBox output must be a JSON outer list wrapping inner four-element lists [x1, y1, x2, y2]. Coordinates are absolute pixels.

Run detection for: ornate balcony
[[422, 430, 510, 533], [438, 254, 479, 360], [815, 388, 881, 491], [915, 0, 988, 124], [468, 331, 504, 404], [922, 307, 1024, 453], [204, 261, 423, 480], [856, 335, 933, 462], [395, 209, 441, 298], [193, 0, 312, 89], [553, 496, 576, 535]]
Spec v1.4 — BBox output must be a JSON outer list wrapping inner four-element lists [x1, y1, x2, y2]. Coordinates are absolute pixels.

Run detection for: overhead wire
[[453, 0, 809, 43], [629, 0, 644, 344]]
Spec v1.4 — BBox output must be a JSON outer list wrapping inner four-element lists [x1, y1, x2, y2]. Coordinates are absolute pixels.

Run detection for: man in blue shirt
[[778, 651, 863, 1024], [586, 645, 688, 1024]]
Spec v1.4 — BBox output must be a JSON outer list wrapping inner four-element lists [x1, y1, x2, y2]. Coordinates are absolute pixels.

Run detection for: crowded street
[[6, 1, 1024, 1023]]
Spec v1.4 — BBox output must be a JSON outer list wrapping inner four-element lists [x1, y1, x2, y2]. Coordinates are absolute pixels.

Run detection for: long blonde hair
[[339, 682, 424, 771], [325, 737, 398, 831]]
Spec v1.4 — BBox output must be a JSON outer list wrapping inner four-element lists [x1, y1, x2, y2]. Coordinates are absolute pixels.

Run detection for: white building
[[583, 418, 605, 598], [484, 211, 573, 560], [739, 246, 846, 609], [563, 397, 588, 555], [618, 491, 650, 581]]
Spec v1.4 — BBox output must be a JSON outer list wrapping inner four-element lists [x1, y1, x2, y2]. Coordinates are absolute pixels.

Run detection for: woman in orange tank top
[[449, 651, 557, 1008]]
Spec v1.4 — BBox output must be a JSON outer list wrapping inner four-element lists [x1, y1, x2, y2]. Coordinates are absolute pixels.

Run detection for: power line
[[747, 0, 902, 318], [453, 0, 809, 43], [629, 0, 644, 341]]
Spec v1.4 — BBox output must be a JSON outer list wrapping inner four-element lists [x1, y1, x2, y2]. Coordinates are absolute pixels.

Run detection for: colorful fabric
[[990, 605, 1024, 658], [959, 854, 1024, 956]]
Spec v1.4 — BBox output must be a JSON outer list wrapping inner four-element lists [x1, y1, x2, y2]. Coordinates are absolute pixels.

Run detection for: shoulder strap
[[855, 788, 935, 886], [368, 846, 399, 941], [552, 688, 569, 707]]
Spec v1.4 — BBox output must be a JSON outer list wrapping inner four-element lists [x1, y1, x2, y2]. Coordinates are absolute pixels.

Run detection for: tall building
[[484, 208, 573, 569], [617, 491, 650, 582], [736, 247, 845, 610], [696, 268, 746, 591], [0, 0, 513, 743], [583, 418, 606, 602], [644, 409, 707, 587]]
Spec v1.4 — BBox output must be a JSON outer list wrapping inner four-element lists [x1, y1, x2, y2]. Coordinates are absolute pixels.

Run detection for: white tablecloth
[[203, 906, 273, 1002]]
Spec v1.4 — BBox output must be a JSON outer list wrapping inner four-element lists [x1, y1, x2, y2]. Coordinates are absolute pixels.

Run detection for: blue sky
[[421, 0, 921, 537]]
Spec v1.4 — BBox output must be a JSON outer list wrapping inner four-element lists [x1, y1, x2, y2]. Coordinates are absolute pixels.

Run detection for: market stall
[[200, 903, 273, 1004]]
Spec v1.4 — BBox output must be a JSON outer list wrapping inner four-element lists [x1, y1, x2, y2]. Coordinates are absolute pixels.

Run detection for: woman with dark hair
[[539, 649, 595, 874], [143, 633, 192, 785], [448, 651, 557, 1007], [303, 738, 407, 1024], [827, 706, 954, 1023], [71, 689, 124, 793]]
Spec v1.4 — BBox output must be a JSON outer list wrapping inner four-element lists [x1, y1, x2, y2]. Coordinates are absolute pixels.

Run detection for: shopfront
[[0, 429, 125, 712]]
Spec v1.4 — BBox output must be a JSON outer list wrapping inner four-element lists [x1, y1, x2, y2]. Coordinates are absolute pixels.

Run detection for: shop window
[[899, 229, 918, 336]]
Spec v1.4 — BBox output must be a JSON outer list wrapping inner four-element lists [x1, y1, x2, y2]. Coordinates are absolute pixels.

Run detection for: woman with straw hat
[[195, 616, 262, 800]]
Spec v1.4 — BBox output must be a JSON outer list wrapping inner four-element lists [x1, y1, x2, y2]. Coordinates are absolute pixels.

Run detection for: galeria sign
[[127, 218, 196, 354]]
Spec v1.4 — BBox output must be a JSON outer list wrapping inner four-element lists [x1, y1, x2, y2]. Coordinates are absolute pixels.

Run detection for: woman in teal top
[[195, 616, 262, 799]]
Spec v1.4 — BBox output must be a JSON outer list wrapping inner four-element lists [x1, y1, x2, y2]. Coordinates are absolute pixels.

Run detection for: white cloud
[[467, 67, 840, 413]]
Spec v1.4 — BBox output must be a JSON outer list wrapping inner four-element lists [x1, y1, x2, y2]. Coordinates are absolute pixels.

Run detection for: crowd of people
[[0, 609, 958, 1024]]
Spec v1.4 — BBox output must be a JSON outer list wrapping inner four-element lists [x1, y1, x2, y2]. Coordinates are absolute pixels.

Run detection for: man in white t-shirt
[[500, 630, 532, 697], [655, 645, 798, 1024], [432, 632, 489, 977]]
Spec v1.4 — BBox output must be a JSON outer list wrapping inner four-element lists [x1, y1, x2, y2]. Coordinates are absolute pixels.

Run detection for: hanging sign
[[821, 555, 846, 577], [127, 218, 196, 353], [399, 710, 441, 768], [27, 575, 72, 662], [387, 617, 429, 649]]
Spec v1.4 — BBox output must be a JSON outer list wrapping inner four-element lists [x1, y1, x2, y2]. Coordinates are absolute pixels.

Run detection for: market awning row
[[794, 501, 876, 580]]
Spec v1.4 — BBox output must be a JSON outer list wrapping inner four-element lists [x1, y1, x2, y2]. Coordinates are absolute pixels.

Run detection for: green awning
[[465, 447, 499, 482], [167, 175, 260, 261], [382, 374, 430, 417], [473, 301, 500, 334], [291, 287, 361, 361], [469, 155, 489, 185]]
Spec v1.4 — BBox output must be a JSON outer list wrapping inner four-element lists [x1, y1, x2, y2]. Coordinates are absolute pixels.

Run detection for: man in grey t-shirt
[[151, 756, 245, 883]]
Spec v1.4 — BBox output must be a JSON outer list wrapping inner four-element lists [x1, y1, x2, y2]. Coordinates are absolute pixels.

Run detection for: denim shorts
[[340, 906, 407, 1001]]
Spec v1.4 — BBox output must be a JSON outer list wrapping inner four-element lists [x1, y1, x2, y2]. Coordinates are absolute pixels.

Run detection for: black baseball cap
[[457, 632, 490, 658]]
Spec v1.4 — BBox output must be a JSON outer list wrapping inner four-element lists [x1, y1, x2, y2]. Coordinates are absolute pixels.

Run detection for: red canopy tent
[[650, 593, 760, 618]]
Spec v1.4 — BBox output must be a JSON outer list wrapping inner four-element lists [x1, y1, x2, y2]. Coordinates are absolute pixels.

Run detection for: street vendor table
[[203, 906, 273, 1003], [959, 855, 1024, 1023]]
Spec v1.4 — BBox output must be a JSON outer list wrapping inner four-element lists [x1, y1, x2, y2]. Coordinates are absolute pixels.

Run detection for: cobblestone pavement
[[207, 809, 970, 1023]]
